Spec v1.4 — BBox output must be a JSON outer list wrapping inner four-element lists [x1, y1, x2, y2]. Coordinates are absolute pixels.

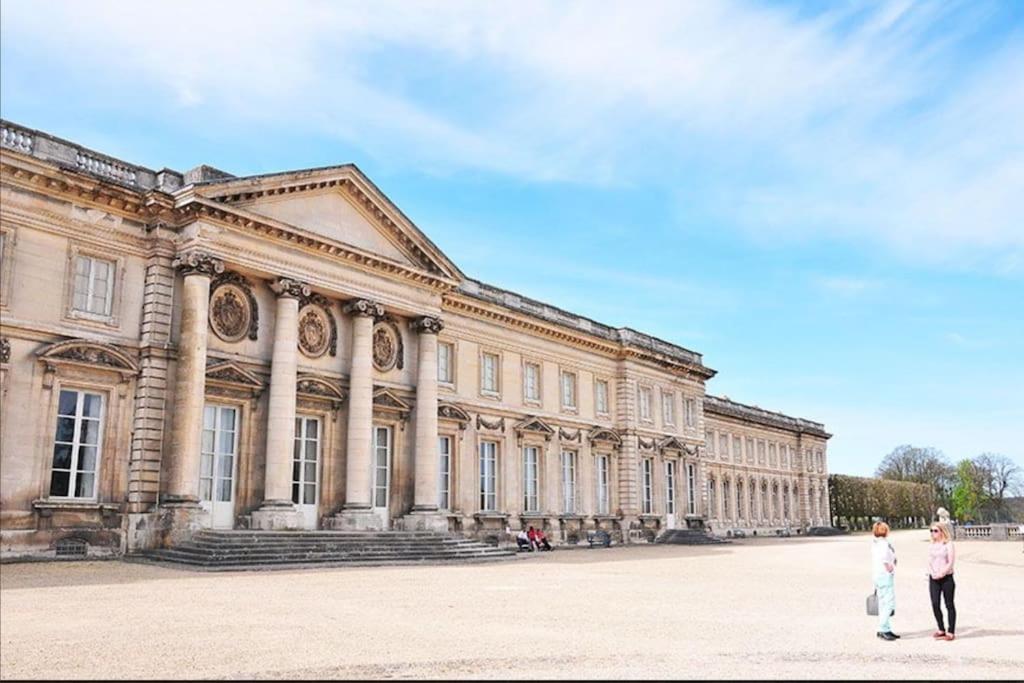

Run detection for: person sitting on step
[[535, 527, 552, 551]]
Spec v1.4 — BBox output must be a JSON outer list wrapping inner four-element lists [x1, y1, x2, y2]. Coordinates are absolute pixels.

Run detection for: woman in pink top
[[928, 523, 957, 640]]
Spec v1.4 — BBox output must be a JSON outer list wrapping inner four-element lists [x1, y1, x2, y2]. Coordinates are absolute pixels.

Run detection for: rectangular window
[[596, 454, 610, 515], [708, 478, 716, 518], [481, 352, 499, 394], [769, 443, 777, 467], [758, 440, 766, 465], [638, 386, 652, 420], [524, 362, 540, 402], [595, 380, 609, 415], [732, 435, 741, 461], [292, 416, 320, 506], [685, 398, 696, 428], [719, 433, 729, 461], [561, 450, 577, 514], [523, 445, 540, 512], [560, 370, 577, 409], [686, 463, 696, 515], [71, 254, 115, 316], [641, 458, 654, 514], [437, 342, 454, 384], [200, 404, 238, 504], [665, 461, 676, 515], [439, 435, 452, 510], [705, 430, 715, 457], [746, 437, 755, 464], [662, 392, 675, 425], [373, 426, 390, 508], [479, 441, 498, 511], [49, 389, 104, 499]]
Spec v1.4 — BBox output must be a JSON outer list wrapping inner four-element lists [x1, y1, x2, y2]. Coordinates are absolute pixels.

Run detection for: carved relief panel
[[297, 294, 337, 358], [371, 320, 404, 372], [209, 272, 259, 343]]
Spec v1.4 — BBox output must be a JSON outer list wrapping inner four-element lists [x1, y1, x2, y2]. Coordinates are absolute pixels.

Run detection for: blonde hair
[[930, 523, 951, 543], [872, 521, 890, 537]]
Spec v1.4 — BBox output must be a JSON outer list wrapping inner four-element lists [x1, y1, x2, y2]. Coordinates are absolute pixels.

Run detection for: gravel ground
[[1, 530, 1022, 680]]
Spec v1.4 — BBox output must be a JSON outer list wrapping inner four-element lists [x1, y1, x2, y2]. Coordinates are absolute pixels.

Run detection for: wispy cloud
[[2, 0, 1021, 271]]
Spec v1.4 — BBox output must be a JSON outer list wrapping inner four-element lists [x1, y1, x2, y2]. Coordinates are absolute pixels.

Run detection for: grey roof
[[704, 395, 830, 439]]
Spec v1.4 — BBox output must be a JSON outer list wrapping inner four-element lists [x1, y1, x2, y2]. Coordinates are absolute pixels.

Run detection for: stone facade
[[0, 120, 831, 558]]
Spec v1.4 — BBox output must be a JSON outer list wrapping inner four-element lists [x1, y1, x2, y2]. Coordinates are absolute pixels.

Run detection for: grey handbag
[[866, 589, 879, 616]]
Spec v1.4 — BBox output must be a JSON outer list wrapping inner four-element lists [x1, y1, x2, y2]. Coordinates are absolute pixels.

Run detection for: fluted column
[[265, 278, 309, 504], [164, 252, 223, 504], [342, 299, 382, 511], [411, 316, 443, 511]]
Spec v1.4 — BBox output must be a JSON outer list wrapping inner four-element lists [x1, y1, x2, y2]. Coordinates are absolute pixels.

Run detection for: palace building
[[0, 120, 831, 559]]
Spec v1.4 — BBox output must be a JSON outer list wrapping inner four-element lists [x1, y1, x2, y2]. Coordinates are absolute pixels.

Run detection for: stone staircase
[[654, 528, 730, 545], [135, 530, 516, 571]]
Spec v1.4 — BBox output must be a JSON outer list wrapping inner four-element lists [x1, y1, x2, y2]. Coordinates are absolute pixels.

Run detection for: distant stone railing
[[954, 524, 1021, 541]]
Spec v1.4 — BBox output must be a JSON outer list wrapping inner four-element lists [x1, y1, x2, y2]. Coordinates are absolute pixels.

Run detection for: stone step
[[129, 554, 519, 572], [654, 530, 730, 545], [142, 548, 513, 567]]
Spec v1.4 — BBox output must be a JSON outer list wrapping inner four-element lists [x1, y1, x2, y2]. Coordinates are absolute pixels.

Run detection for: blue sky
[[2, 0, 1021, 476]]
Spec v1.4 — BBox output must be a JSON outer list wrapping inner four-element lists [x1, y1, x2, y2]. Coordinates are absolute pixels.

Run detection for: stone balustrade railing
[[954, 523, 1022, 541], [1, 124, 33, 153], [76, 150, 138, 186]]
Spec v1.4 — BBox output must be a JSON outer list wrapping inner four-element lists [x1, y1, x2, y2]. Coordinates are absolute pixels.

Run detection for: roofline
[[704, 394, 831, 438]]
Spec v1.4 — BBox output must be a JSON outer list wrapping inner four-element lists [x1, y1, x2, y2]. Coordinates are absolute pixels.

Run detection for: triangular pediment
[[205, 360, 263, 387], [658, 436, 687, 453], [193, 165, 463, 282], [513, 416, 555, 437], [372, 387, 411, 412]]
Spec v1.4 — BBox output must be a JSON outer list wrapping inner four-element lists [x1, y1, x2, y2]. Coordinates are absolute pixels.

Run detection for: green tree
[[875, 445, 953, 510], [951, 459, 984, 522]]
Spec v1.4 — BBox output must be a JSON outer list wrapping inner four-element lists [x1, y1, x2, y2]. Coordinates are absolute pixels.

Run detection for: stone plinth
[[398, 511, 450, 533], [250, 503, 305, 531], [326, 509, 385, 531], [159, 502, 210, 547]]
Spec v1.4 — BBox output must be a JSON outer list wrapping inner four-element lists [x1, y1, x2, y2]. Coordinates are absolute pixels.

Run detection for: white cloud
[[2, 0, 1021, 270]]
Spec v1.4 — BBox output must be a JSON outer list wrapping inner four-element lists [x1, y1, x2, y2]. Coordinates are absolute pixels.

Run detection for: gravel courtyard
[[1, 529, 1022, 680]]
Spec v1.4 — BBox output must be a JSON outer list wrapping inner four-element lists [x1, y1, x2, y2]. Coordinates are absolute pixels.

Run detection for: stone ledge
[[32, 499, 121, 517]]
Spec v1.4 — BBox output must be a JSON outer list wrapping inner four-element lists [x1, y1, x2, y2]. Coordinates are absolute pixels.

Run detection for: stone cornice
[[704, 395, 831, 439]]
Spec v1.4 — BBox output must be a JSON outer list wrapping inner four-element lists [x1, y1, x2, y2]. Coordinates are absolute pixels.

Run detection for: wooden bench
[[587, 529, 612, 548]]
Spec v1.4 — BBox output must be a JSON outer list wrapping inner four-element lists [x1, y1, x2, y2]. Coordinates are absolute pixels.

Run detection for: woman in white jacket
[[871, 521, 899, 641]]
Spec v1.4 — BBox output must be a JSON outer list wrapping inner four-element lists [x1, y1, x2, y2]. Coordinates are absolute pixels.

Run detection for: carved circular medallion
[[298, 306, 331, 358], [209, 284, 251, 343], [372, 323, 399, 371]]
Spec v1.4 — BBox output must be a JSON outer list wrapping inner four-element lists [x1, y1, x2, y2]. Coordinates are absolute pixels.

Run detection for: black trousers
[[929, 574, 956, 633]]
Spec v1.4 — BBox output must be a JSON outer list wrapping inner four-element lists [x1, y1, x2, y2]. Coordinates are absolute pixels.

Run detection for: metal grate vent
[[55, 538, 88, 557]]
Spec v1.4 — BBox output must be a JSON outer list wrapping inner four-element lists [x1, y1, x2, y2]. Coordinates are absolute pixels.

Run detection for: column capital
[[172, 252, 224, 278], [411, 316, 444, 335], [343, 298, 384, 318], [269, 277, 311, 299]]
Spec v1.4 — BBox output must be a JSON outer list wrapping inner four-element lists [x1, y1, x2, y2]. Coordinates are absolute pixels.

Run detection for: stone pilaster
[[332, 298, 383, 530], [400, 316, 448, 532], [252, 277, 309, 530]]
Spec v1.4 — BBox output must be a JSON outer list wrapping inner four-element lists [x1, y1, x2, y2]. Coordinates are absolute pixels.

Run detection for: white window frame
[[596, 454, 610, 515], [480, 351, 500, 396], [523, 361, 541, 403], [662, 391, 675, 426], [49, 388, 105, 500], [686, 463, 696, 515], [479, 440, 498, 511], [638, 385, 652, 421], [437, 341, 455, 385], [523, 445, 540, 512], [595, 379, 610, 416], [641, 458, 654, 514], [438, 435, 453, 510], [561, 450, 577, 514], [372, 425, 391, 509], [200, 403, 239, 506], [665, 460, 676, 515], [292, 415, 321, 506], [64, 246, 123, 326], [560, 370, 578, 411]]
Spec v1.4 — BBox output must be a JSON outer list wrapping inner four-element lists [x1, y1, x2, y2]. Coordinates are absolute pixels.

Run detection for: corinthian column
[[400, 316, 449, 532], [336, 298, 382, 527], [252, 278, 310, 530], [164, 252, 223, 505]]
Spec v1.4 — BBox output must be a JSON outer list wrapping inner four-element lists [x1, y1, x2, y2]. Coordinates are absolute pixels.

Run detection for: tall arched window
[[722, 478, 731, 522], [761, 481, 769, 521], [749, 478, 757, 520], [783, 484, 790, 521], [736, 480, 745, 521], [707, 477, 716, 519]]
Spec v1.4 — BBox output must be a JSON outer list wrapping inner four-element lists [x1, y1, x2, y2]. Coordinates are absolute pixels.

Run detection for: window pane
[[81, 393, 102, 418], [50, 470, 70, 497], [306, 420, 318, 439], [305, 439, 317, 461], [304, 461, 316, 483], [292, 483, 300, 504], [75, 256, 90, 276], [217, 478, 232, 502], [201, 453, 214, 477], [75, 473, 95, 498], [218, 431, 235, 455], [304, 484, 316, 504], [58, 390, 78, 416], [221, 409, 236, 432], [55, 417, 76, 443], [292, 460, 301, 482], [218, 454, 233, 478], [295, 417, 302, 435], [52, 443, 73, 470], [199, 479, 213, 502], [80, 419, 101, 445], [293, 437, 302, 459], [78, 446, 97, 473], [203, 406, 216, 430]]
